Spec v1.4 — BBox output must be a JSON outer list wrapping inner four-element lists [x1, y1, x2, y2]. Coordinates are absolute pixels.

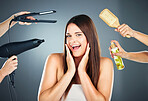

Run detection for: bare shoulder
[[46, 53, 64, 81], [100, 57, 113, 64], [47, 53, 63, 62], [100, 57, 113, 71], [46, 53, 64, 68]]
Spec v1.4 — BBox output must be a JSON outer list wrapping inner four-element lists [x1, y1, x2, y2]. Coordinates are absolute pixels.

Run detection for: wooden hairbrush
[[99, 8, 131, 38]]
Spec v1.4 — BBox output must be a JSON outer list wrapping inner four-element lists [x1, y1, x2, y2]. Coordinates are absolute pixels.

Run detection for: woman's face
[[66, 23, 88, 57]]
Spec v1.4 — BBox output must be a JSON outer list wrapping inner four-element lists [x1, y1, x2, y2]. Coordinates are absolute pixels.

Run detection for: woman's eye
[[66, 35, 71, 37], [76, 34, 82, 36]]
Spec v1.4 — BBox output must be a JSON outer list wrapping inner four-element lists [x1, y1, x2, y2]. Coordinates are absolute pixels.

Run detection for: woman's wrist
[[78, 67, 86, 75], [9, 14, 17, 26], [0, 69, 6, 79], [132, 30, 138, 38], [78, 69, 87, 79], [124, 52, 131, 60], [67, 67, 75, 75]]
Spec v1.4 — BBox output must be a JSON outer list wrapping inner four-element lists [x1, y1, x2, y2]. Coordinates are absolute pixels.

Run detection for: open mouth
[[72, 45, 81, 51]]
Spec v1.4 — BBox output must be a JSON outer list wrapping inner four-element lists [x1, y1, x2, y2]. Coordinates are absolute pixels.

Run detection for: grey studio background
[[0, 0, 148, 101]]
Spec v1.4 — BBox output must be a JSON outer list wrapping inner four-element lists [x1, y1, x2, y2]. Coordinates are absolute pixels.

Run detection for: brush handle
[[125, 35, 131, 38]]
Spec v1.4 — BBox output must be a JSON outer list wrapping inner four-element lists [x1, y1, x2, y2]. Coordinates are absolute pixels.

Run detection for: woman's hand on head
[[78, 43, 90, 72], [65, 44, 76, 73]]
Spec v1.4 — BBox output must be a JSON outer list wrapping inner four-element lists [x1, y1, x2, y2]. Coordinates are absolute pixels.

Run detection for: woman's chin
[[72, 53, 84, 58]]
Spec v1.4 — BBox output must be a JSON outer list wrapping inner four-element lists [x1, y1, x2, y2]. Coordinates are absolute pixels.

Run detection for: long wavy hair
[[63, 14, 101, 98]]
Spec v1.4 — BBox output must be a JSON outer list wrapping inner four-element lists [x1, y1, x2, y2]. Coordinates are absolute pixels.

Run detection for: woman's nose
[[69, 37, 76, 43]]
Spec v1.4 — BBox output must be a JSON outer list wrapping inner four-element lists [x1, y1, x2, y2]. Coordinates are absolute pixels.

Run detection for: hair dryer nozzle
[[38, 39, 45, 43]]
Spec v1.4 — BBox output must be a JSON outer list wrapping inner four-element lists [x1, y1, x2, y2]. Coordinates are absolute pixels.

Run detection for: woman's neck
[[73, 56, 83, 84], [74, 56, 82, 67]]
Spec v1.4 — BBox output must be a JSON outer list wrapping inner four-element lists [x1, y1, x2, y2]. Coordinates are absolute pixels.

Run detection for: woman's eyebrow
[[66, 32, 82, 35], [75, 32, 83, 34]]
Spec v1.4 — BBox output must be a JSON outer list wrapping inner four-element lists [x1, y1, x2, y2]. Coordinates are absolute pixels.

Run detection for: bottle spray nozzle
[[110, 42, 116, 49]]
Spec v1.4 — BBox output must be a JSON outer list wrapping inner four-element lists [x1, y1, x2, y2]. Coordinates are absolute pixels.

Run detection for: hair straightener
[[10, 10, 57, 25]]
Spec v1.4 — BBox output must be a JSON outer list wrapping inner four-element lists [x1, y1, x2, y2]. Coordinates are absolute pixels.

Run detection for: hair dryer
[[0, 38, 44, 58], [0, 38, 44, 87]]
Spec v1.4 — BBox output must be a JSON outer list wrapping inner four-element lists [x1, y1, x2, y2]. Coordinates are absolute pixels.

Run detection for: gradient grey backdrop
[[0, 0, 148, 101]]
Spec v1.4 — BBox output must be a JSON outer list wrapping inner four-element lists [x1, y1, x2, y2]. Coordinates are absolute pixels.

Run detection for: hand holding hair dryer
[[0, 38, 44, 87]]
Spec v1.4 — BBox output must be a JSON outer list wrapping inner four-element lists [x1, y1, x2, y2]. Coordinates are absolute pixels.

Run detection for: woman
[[38, 14, 114, 101]]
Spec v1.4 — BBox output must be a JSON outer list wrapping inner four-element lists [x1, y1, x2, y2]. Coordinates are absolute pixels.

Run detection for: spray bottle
[[111, 42, 124, 70]]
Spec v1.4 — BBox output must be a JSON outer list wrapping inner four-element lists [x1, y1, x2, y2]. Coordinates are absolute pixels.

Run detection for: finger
[[65, 44, 69, 53], [12, 66, 17, 71], [8, 56, 17, 61], [18, 22, 25, 25], [19, 11, 30, 15], [120, 29, 127, 37], [13, 65, 18, 69], [109, 46, 114, 58], [111, 53, 114, 58], [24, 22, 28, 25], [26, 16, 36, 20], [15, 11, 30, 17], [11, 60, 18, 64], [19, 22, 32, 25], [108, 46, 111, 51], [122, 30, 129, 37], [110, 40, 122, 51], [110, 51, 114, 58], [65, 44, 71, 56], [113, 52, 122, 57], [118, 24, 128, 33], [11, 64, 18, 69], [117, 24, 126, 31], [85, 43, 90, 55], [25, 23, 32, 25], [114, 29, 118, 32], [113, 40, 121, 48]]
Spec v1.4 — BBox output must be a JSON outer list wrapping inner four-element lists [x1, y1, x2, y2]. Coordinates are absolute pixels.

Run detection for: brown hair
[[63, 14, 101, 98]]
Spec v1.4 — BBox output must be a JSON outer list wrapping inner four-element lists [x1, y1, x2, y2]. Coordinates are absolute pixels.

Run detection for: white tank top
[[61, 84, 86, 101]]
